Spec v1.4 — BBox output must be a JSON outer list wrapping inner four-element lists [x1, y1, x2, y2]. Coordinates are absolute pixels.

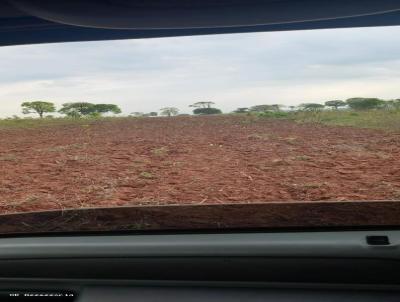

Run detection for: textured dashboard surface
[[77, 287, 400, 302]]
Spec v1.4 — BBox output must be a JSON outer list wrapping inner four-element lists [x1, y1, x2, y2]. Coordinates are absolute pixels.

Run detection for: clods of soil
[[0, 115, 399, 214]]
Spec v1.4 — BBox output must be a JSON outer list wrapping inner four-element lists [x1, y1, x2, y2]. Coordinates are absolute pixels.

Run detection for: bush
[[193, 108, 222, 115], [258, 111, 289, 118], [88, 112, 102, 118], [346, 98, 384, 110], [299, 103, 325, 111]]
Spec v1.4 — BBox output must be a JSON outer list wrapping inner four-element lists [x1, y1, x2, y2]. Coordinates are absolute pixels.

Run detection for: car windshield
[[0, 26, 399, 234]]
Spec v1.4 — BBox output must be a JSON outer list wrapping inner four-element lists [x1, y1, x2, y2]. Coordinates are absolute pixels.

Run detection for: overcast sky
[[1, 25, 400, 117]]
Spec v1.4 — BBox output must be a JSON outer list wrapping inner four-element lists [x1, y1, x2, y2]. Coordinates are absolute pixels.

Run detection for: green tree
[[190, 101, 222, 115], [59, 102, 95, 117], [160, 107, 179, 117], [299, 103, 325, 111], [234, 107, 249, 113], [325, 100, 346, 110], [59, 102, 121, 117], [381, 99, 400, 110], [270, 104, 283, 111], [130, 112, 144, 117], [193, 108, 222, 115], [250, 104, 282, 112], [346, 98, 384, 110], [92, 104, 121, 115], [189, 101, 215, 108], [21, 101, 56, 118], [142, 112, 158, 117]]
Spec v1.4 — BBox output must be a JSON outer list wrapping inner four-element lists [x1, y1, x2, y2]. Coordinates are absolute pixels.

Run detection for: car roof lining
[[1, 0, 400, 46]]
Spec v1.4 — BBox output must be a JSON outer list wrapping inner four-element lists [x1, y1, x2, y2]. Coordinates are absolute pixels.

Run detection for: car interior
[[1, 1, 400, 301]]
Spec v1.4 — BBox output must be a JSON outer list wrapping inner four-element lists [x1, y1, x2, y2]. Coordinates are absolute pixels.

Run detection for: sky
[[0, 25, 400, 117]]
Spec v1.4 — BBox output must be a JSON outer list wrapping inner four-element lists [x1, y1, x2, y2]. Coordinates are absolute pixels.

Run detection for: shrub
[[325, 100, 346, 110], [250, 104, 282, 112], [299, 103, 325, 111], [346, 98, 384, 110], [258, 111, 289, 118], [193, 108, 222, 115]]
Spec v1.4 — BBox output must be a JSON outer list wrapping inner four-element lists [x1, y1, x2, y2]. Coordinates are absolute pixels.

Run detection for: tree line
[[19, 100, 225, 119], [132, 101, 223, 117], [233, 97, 400, 113], [17, 97, 400, 119], [21, 101, 121, 118]]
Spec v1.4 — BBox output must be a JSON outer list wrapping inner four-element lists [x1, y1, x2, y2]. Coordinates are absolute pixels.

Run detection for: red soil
[[0, 115, 399, 214]]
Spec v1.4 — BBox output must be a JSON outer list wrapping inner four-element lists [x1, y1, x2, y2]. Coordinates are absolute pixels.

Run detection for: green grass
[[288, 110, 400, 130], [0, 116, 130, 129], [0, 117, 89, 129], [1, 110, 400, 131]]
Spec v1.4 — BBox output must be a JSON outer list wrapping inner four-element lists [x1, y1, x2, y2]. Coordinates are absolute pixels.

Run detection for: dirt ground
[[0, 115, 399, 214]]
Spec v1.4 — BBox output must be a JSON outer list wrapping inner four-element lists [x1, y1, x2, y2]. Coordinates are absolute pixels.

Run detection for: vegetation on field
[[298, 103, 325, 111], [1, 97, 399, 131], [1, 96, 399, 214], [233, 97, 400, 131], [288, 109, 400, 130], [250, 104, 282, 112], [160, 107, 179, 117], [130, 112, 158, 117], [21, 101, 56, 118], [193, 107, 222, 115], [233, 107, 249, 113], [324, 100, 346, 110], [59, 102, 121, 117], [190, 101, 222, 115]]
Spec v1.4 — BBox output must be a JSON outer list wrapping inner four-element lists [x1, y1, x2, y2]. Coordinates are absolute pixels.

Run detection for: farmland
[[0, 114, 400, 214]]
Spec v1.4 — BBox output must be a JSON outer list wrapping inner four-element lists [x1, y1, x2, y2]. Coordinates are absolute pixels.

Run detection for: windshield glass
[[0, 26, 399, 234]]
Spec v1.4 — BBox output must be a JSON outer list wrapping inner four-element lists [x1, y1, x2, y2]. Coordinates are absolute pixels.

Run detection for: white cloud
[[1, 26, 400, 117]]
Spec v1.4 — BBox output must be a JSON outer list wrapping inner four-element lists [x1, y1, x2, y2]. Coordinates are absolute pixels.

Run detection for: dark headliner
[[1, 0, 400, 47]]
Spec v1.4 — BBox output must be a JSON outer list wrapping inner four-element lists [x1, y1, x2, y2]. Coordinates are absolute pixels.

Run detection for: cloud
[[1, 25, 400, 117]]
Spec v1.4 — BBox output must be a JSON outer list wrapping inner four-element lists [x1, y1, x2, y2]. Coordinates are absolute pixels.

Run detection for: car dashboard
[[0, 230, 399, 302]]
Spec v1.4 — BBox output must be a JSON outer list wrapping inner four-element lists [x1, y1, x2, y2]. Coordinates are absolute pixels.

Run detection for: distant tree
[[59, 102, 95, 117], [189, 101, 215, 108], [193, 108, 222, 115], [346, 98, 385, 110], [250, 105, 270, 112], [346, 98, 384, 110], [140, 112, 158, 117], [234, 107, 249, 113], [160, 107, 179, 117], [270, 104, 284, 111], [189, 101, 222, 115], [59, 102, 121, 117], [288, 105, 297, 111], [325, 100, 346, 110], [92, 104, 121, 115], [21, 101, 56, 118], [299, 103, 325, 111], [381, 99, 400, 110], [250, 104, 282, 112], [130, 112, 144, 117]]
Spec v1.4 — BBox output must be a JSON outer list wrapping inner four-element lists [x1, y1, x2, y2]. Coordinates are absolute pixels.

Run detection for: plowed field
[[1, 115, 399, 214]]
